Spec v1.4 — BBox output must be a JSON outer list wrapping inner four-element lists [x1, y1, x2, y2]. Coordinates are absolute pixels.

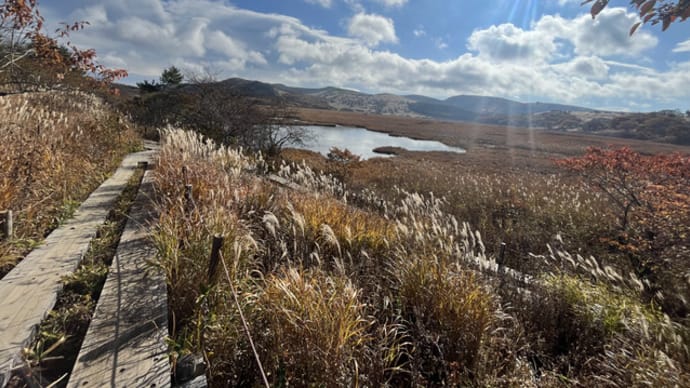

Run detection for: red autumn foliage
[[582, 0, 690, 34], [557, 147, 690, 309], [0, 0, 127, 91]]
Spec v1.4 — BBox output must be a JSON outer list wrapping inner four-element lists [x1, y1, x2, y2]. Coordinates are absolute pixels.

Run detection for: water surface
[[287, 125, 465, 160]]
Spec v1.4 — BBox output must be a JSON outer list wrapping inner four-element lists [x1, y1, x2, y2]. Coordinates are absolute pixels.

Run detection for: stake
[[1, 210, 13, 240], [498, 242, 506, 267], [207, 235, 224, 283], [184, 184, 194, 212]]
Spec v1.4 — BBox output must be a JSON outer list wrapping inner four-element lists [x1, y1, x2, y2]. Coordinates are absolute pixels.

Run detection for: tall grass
[[0, 90, 140, 276], [153, 128, 689, 386]]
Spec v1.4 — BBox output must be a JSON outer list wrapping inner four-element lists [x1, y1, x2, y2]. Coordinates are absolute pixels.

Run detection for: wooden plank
[[67, 170, 170, 388], [0, 150, 156, 386], [267, 174, 307, 192]]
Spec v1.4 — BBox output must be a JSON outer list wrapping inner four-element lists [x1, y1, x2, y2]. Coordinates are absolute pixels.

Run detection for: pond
[[285, 125, 465, 160]]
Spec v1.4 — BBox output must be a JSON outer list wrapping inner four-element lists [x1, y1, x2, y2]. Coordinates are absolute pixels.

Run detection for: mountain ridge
[[217, 77, 597, 119], [119, 77, 690, 145]]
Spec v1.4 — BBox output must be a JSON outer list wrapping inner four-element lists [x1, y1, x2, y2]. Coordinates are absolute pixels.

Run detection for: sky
[[40, 0, 690, 111]]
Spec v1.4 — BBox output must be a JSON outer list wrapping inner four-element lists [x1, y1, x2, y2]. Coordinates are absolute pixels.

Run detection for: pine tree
[[160, 66, 183, 87]]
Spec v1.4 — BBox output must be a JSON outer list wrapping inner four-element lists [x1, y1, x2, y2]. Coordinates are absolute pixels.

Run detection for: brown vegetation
[[0, 91, 140, 277], [153, 128, 690, 386], [293, 107, 688, 172]]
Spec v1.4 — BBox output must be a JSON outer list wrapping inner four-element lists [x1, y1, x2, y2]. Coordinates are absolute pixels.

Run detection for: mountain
[[443, 95, 594, 115], [213, 78, 595, 121], [128, 77, 690, 145]]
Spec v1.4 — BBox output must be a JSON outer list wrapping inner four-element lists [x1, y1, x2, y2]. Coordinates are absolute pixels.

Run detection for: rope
[[219, 251, 270, 388]]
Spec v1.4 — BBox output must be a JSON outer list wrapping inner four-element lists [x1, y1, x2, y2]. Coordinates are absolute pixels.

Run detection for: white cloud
[[304, 0, 333, 8], [536, 8, 658, 57], [43, 1, 690, 110], [469, 8, 658, 64], [435, 38, 448, 50], [371, 0, 408, 7], [467, 23, 557, 63], [347, 13, 398, 46], [554, 56, 610, 80], [413, 26, 425, 37], [673, 39, 690, 53]]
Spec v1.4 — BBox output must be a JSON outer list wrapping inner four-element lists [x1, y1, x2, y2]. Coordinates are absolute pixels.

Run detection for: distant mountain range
[[119, 77, 690, 145], [216, 77, 596, 122], [211, 78, 689, 145]]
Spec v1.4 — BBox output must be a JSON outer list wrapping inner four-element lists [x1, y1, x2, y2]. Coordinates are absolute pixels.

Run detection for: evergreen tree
[[136, 79, 161, 93], [160, 66, 183, 87]]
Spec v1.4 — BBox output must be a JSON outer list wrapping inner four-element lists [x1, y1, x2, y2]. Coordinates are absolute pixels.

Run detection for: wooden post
[[1, 210, 12, 240], [497, 242, 506, 267], [183, 184, 195, 218], [184, 184, 193, 202], [208, 235, 224, 283]]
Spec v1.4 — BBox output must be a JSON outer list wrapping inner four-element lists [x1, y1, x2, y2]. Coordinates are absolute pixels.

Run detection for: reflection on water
[[286, 125, 465, 160]]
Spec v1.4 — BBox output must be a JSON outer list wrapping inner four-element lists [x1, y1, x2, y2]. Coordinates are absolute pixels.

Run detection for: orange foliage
[[583, 0, 690, 34], [557, 147, 689, 283], [0, 0, 127, 90]]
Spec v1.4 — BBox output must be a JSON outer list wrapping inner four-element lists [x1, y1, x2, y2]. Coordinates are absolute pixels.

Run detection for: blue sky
[[41, 0, 690, 111]]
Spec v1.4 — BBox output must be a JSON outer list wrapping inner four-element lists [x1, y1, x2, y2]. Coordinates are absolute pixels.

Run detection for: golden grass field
[[151, 127, 690, 386], [3, 90, 687, 385], [0, 91, 140, 277]]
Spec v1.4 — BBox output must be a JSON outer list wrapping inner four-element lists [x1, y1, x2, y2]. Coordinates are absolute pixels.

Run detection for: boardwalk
[[0, 150, 155, 386], [67, 170, 169, 387]]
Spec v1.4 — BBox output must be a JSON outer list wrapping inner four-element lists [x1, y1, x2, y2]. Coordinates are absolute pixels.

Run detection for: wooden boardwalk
[[67, 169, 169, 387], [0, 150, 155, 386]]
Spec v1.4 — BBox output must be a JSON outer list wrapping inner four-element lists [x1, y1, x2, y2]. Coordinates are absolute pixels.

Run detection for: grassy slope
[[153, 129, 689, 387], [0, 91, 141, 277]]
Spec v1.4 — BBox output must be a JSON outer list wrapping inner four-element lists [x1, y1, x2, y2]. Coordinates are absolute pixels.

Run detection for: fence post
[[1, 210, 13, 240], [497, 242, 506, 267], [184, 184, 193, 210], [208, 235, 224, 283]]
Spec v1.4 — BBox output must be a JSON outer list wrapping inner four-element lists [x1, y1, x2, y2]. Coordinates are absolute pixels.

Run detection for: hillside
[[199, 77, 690, 145], [216, 77, 593, 119], [126, 76, 690, 146]]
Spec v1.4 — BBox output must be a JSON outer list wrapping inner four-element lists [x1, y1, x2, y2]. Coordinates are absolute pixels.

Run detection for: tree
[[0, 0, 127, 92], [136, 79, 161, 93], [128, 69, 306, 155], [556, 147, 690, 315], [137, 66, 183, 94], [582, 0, 690, 34], [326, 147, 361, 183], [160, 65, 182, 88], [183, 72, 305, 155]]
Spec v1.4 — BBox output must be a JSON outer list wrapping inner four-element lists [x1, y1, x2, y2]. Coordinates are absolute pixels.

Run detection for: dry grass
[[152, 128, 690, 387], [0, 91, 141, 276], [259, 267, 370, 386], [293, 107, 689, 173], [284, 146, 616, 277]]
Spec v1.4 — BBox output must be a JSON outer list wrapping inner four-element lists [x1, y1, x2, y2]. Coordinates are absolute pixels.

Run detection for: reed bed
[[153, 128, 689, 387], [0, 91, 140, 276]]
